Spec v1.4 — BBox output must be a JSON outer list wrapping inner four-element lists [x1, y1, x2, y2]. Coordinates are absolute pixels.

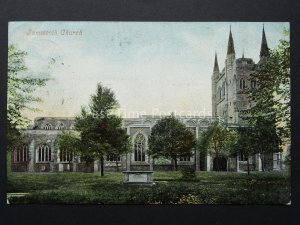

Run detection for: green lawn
[[7, 171, 291, 204]]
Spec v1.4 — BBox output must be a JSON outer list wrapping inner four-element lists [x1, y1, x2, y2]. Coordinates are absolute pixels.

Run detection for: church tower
[[211, 52, 219, 116], [225, 27, 237, 124]]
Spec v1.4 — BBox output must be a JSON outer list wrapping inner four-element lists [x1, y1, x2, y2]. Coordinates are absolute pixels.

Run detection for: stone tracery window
[[59, 149, 73, 162], [13, 145, 28, 162], [106, 155, 121, 162], [57, 123, 64, 130], [37, 144, 51, 162], [44, 123, 52, 130], [134, 133, 146, 162], [239, 153, 248, 161], [180, 156, 190, 162]]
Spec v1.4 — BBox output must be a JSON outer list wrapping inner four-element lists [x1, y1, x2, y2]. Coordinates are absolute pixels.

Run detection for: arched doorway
[[213, 157, 227, 171]]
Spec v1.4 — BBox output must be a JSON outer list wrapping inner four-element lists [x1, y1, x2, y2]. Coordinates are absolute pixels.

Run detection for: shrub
[[181, 167, 197, 180]]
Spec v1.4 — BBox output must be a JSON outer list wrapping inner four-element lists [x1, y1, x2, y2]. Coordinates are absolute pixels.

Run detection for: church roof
[[236, 57, 254, 64], [227, 28, 235, 55], [260, 26, 269, 58], [213, 52, 220, 72]]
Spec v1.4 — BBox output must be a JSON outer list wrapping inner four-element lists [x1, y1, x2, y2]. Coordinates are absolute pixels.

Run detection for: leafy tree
[[57, 131, 80, 171], [200, 122, 236, 171], [148, 114, 196, 171], [75, 83, 131, 176], [247, 28, 290, 144], [7, 44, 48, 150], [243, 28, 289, 171]]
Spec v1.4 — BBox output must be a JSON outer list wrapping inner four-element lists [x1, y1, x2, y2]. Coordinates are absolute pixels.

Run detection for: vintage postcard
[[7, 22, 290, 204]]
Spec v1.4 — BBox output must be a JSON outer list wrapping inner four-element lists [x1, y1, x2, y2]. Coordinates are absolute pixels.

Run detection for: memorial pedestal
[[123, 171, 155, 186]]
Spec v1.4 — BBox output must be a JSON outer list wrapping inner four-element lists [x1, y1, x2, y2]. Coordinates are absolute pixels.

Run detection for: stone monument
[[122, 154, 155, 186]]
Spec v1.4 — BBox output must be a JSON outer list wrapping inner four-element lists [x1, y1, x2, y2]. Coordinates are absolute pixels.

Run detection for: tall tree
[[244, 28, 289, 170], [200, 122, 236, 171], [148, 114, 196, 171], [75, 83, 131, 176], [247, 28, 290, 143], [7, 44, 48, 150]]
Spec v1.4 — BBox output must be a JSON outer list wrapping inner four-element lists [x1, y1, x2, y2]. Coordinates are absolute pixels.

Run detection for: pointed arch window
[[44, 123, 52, 130], [134, 134, 146, 162], [13, 145, 28, 162], [37, 144, 51, 162], [180, 156, 190, 161], [251, 80, 257, 89], [106, 155, 121, 162], [57, 123, 64, 130], [240, 79, 246, 89]]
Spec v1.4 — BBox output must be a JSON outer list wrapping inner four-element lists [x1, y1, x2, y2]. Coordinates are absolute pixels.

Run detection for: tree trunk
[[260, 154, 265, 172], [100, 156, 104, 177], [247, 157, 250, 175], [115, 160, 119, 172], [173, 157, 178, 171]]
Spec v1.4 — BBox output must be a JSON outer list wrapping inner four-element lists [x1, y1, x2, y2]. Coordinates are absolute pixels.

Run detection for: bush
[[181, 167, 197, 180]]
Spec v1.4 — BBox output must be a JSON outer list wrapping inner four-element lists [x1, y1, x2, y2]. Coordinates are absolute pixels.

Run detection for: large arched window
[[13, 145, 28, 162], [37, 144, 51, 162], [134, 134, 146, 162], [44, 123, 52, 130]]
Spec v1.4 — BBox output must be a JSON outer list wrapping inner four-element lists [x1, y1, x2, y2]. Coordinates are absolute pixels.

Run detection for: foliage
[[7, 171, 291, 204], [74, 83, 131, 176], [7, 44, 48, 150], [148, 114, 196, 171], [199, 122, 237, 171], [57, 131, 81, 169], [247, 28, 290, 143], [181, 167, 197, 180]]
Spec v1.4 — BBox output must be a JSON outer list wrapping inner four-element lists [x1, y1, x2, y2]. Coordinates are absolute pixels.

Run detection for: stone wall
[[11, 163, 28, 172], [34, 163, 50, 172]]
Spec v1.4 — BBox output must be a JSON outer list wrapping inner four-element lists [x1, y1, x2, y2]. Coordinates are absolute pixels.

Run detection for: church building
[[211, 26, 269, 125], [11, 27, 285, 173]]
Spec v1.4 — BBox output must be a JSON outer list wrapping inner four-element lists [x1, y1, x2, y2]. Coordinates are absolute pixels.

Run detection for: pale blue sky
[[9, 22, 289, 120]]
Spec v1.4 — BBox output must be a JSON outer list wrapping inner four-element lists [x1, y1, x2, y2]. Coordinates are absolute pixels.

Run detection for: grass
[[7, 171, 291, 204]]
